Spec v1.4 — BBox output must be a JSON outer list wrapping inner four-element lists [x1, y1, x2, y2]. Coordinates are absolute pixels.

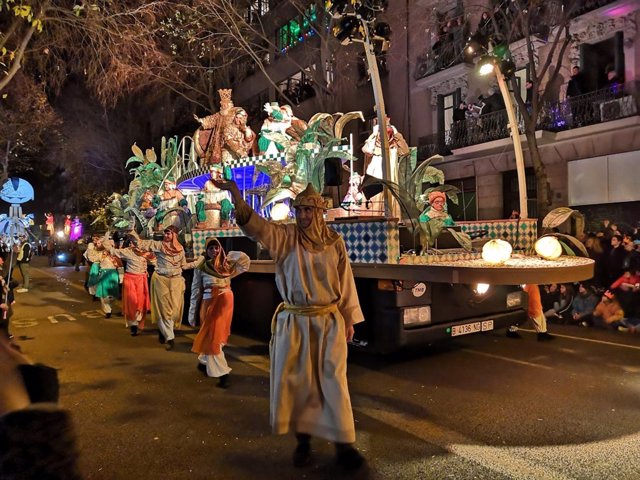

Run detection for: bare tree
[[0, 71, 63, 185]]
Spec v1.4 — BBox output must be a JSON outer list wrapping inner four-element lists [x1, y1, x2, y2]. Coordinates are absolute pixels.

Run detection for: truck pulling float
[[95, 87, 593, 354]]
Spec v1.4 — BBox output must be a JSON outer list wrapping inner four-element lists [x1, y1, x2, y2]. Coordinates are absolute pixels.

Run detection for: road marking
[[519, 328, 640, 351], [48, 313, 77, 324], [461, 348, 555, 370], [12, 317, 38, 328]]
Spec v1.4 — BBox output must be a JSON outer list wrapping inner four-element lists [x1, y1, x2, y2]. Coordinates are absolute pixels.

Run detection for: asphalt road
[[8, 257, 640, 479]]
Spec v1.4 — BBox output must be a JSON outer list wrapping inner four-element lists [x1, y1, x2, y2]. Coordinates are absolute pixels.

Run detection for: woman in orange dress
[[188, 238, 250, 388]]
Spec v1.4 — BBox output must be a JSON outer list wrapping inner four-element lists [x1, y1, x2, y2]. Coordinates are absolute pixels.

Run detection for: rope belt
[[270, 302, 339, 335]]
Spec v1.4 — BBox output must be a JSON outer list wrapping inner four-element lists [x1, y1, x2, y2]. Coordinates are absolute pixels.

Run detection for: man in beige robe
[[214, 179, 365, 471]]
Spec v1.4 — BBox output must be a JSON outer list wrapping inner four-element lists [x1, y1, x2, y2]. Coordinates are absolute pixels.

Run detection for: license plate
[[451, 320, 494, 337]]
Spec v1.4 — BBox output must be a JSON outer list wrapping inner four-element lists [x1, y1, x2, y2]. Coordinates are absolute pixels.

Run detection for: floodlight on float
[[56, 230, 65, 238], [481, 239, 512, 264], [474, 283, 490, 295], [478, 55, 495, 76], [535, 236, 563, 260], [270, 202, 290, 221]]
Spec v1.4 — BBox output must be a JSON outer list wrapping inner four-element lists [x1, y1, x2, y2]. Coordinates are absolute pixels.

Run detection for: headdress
[[161, 225, 184, 258], [292, 183, 326, 210], [291, 183, 339, 252], [428, 191, 446, 205], [199, 237, 235, 278]]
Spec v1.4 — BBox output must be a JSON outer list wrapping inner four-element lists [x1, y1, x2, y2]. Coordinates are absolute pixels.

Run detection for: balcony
[[421, 82, 639, 156]]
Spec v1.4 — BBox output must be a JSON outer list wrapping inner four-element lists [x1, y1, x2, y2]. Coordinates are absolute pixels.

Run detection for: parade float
[[93, 85, 593, 354]]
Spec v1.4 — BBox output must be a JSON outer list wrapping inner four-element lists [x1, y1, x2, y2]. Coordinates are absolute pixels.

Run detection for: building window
[[277, 70, 316, 105], [246, 0, 269, 23], [275, 5, 318, 55], [503, 167, 537, 219], [246, 89, 270, 128], [442, 92, 455, 133]]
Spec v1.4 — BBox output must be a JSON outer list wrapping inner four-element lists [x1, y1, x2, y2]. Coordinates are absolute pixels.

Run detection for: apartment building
[[234, 0, 640, 228]]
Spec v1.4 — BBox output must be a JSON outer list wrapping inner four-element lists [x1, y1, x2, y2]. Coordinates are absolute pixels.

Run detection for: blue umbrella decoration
[[0, 177, 35, 288]]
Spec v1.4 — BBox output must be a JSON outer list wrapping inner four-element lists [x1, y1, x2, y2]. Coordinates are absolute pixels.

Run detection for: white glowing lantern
[[270, 202, 290, 221], [535, 236, 563, 260], [481, 239, 512, 264]]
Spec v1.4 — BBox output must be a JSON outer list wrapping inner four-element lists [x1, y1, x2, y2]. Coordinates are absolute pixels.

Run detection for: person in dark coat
[[0, 336, 82, 480], [606, 235, 627, 286]]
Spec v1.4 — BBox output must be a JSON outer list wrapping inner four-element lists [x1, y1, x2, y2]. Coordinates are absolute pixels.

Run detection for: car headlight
[[506, 291, 523, 308], [403, 306, 431, 327]]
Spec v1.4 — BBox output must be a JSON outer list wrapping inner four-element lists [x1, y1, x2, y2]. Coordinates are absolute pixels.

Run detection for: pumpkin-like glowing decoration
[[270, 202, 290, 221], [535, 236, 563, 260], [482, 239, 513, 264]]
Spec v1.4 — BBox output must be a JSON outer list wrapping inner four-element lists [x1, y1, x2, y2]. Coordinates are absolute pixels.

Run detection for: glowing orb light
[[270, 202, 290, 221], [56, 230, 65, 239], [482, 239, 512, 264], [535, 236, 563, 260]]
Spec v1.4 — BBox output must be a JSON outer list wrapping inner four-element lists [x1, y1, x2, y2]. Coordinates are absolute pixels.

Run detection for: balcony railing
[[424, 82, 639, 154]]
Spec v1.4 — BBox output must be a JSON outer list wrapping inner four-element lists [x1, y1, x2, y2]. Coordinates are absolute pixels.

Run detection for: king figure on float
[[362, 115, 409, 218]]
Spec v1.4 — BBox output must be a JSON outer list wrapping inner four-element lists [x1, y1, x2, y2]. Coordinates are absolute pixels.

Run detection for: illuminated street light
[[477, 56, 495, 76]]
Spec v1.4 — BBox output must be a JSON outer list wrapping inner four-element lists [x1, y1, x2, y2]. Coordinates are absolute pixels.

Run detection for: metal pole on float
[[494, 63, 529, 219], [360, 20, 392, 218]]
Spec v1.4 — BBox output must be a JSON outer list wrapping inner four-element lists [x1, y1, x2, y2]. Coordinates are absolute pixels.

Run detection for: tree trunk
[[525, 131, 551, 220]]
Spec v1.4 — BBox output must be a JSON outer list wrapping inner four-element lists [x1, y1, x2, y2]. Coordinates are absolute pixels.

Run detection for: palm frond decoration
[[542, 207, 585, 238]]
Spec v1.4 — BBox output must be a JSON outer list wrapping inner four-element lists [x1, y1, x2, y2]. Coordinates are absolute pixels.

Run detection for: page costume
[[189, 238, 250, 378], [235, 184, 364, 443], [135, 228, 202, 342], [109, 245, 154, 331]]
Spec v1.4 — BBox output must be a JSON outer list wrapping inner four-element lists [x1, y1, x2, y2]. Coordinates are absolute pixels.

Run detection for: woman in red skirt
[[188, 238, 250, 388]]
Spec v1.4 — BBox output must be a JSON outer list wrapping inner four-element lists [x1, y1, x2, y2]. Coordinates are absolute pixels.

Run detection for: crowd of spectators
[[539, 219, 640, 334]]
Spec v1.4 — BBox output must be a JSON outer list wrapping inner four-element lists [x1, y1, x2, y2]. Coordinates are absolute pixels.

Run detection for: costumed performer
[[84, 234, 103, 297], [63, 215, 72, 237], [188, 238, 250, 388], [103, 235, 155, 336], [130, 226, 203, 350], [419, 191, 455, 226], [87, 234, 121, 319], [213, 179, 366, 471]]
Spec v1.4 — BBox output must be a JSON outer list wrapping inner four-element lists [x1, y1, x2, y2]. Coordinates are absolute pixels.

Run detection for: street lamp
[[474, 45, 529, 219]]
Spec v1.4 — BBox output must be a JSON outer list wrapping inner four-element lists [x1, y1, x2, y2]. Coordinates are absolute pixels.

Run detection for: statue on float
[[155, 179, 185, 230], [45, 212, 55, 236], [362, 114, 410, 217], [258, 102, 287, 155], [193, 89, 257, 166], [195, 165, 233, 229], [222, 107, 257, 163], [69, 216, 83, 241]]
